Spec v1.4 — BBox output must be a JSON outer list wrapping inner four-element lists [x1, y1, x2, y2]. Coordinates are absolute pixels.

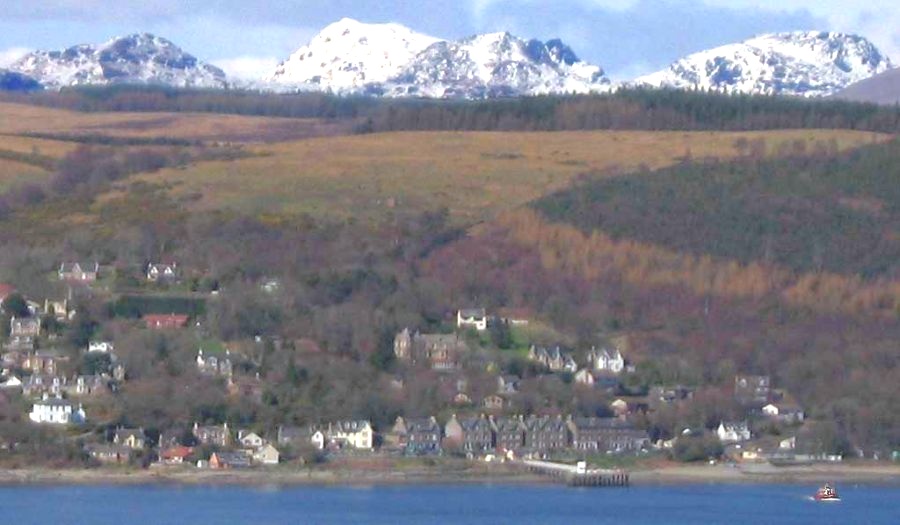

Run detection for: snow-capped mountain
[[266, 19, 611, 98], [637, 31, 893, 97], [384, 32, 610, 98], [266, 18, 440, 91], [9, 33, 227, 90], [0, 70, 42, 92]]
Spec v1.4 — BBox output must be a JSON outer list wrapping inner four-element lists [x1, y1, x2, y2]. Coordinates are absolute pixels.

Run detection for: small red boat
[[814, 483, 840, 502]]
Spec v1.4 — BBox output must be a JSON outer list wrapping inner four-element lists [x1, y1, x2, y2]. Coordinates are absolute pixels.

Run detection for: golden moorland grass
[[0, 102, 336, 142], [0, 158, 51, 190], [126, 129, 890, 224]]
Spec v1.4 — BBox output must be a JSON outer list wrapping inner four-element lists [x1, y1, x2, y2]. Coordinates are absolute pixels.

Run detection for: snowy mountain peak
[[265, 19, 611, 98], [9, 33, 227, 90], [636, 31, 893, 97], [266, 18, 441, 90], [383, 31, 610, 98]]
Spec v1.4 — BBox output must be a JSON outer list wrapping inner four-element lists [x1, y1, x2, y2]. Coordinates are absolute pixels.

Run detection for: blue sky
[[0, 1, 898, 80]]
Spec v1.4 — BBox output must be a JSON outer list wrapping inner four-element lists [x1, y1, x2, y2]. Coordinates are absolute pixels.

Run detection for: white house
[[762, 403, 805, 424], [29, 395, 86, 424], [238, 430, 266, 449], [252, 443, 280, 465], [717, 421, 751, 443], [457, 308, 487, 331], [325, 420, 374, 450], [147, 263, 178, 282], [779, 436, 797, 450], [574, 369, 595, 386], [88, 341, 114, 354], [587, 347, 625, 374], [0, 375, 22, 390], [310, 429, 326, 450]]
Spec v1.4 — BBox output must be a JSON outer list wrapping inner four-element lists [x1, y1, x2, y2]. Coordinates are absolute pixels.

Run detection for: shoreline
[[1, 462, 899, 488]]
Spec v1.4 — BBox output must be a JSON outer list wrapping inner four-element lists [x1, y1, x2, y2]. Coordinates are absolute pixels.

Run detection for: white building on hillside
[[717, 421, 751, 443], [88, 341, 114, 353], [457, 308, 487, 331], [587, 347, 625, 374], [29, 395, 86, 425]]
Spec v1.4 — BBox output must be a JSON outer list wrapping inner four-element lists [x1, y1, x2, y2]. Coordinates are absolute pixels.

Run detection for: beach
[[1, 461, 898, 487]]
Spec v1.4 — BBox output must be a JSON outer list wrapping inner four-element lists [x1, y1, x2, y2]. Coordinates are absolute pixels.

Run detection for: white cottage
[[29, 395, 86, 424], [716, 421, 751, 443], [587, 347, 625, 375], [88, 341, 114, 353], [457, 308, 487, 331]]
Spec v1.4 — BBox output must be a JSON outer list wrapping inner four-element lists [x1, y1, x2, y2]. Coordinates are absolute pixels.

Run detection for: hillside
[[534, 141, 900, 277], [121, 129, 882, 224], [0, 94, 897, 463], [835, 67, 900, 105]]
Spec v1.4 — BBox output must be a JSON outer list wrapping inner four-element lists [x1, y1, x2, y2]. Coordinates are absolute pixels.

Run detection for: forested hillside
[[0, 92, 896, 467], [5, 87, 900, 133], [535, 140, 900, 277]]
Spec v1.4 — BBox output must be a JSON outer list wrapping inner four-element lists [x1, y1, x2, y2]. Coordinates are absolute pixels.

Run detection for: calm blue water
[[0, 483, 897, 524]]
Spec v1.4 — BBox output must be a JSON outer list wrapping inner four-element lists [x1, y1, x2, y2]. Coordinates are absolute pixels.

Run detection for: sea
[[1, 483, 897, 524]]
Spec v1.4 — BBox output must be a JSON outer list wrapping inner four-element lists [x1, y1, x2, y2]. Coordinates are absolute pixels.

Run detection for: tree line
[[3, 86, 900, 133]]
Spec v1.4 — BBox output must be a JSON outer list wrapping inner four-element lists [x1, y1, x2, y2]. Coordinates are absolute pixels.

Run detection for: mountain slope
[[833, 67, 900, 104], [384, 32, 610, 98], [0, 70, 42, 92], [265, 18, 440, 91], [637, 31, 892, 97], [265, 19, 610, 98], [9, 33, 227, 89]]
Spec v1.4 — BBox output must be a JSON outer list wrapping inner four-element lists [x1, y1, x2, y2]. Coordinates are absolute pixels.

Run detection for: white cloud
[[0, 47, 31, 68], [212, 56, 280, 81]]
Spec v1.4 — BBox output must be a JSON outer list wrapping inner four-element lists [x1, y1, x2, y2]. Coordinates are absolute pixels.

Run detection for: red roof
[[161, 445, 193, 459], [143, 314, 190, 328]]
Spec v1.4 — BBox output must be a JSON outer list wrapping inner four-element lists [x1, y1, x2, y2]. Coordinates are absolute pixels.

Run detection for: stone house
[[734, 375, 771, 406], [493, 416, 527, 453], [87, 444, 131, 464], [497, 375, 520, 395], [567, 417, 649, 452], [528, 346, 577, 373], [22, 350, 66, 376], [390, 416, 442, 454], [10, 317, 41, 338], [210, 451, 251, 469], [193, 422, 231, 447], [393, 329, 468, 370], [524, 415, 570, 453], [114, 428, 147, 449], [444, 414, 495, 453], [483, 394, 505, 411]]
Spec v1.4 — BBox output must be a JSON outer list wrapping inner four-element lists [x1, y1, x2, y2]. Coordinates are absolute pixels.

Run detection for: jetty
[[518, 459, 629, 487]]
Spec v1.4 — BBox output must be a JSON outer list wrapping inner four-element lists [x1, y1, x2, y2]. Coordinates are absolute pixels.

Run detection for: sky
[[0, 0, 898, 81]]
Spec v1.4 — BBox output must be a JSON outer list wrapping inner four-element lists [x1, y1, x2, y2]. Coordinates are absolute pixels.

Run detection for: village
[[0, 260, 859, 475]]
